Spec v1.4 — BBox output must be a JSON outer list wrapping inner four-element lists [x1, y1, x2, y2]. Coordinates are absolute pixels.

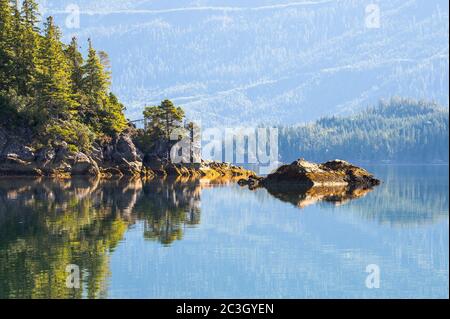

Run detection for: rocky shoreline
[[0, 128, 255, 179], [1, 127, 380, 191]]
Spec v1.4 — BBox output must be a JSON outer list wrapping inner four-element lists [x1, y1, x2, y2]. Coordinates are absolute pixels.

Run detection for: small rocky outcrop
[[238, 158, 380, 207], [239, 158, 380, 190], [266, 159, 379, 188], [238, 175, 264, 190]]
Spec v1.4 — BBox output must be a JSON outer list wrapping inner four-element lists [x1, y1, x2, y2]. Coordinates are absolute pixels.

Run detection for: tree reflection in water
[[1, 167, 441, 298], [133, 178, 201, 246], [0, 177, 202, 299]]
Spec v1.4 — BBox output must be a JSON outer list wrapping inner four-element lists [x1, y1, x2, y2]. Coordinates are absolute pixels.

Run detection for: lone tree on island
[[143, 99, 185, 159]]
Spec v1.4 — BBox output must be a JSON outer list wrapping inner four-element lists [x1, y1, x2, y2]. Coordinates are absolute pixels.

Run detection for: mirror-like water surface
[[0, 165, 448, 299]]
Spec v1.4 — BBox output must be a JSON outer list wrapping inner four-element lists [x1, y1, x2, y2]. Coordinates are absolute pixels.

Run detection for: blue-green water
[[0, 165, 448, 299]]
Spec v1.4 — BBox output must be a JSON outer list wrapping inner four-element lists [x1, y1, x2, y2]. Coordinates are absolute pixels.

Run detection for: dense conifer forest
[[0, 0, 127, 152], [279, 98, 449, 163]]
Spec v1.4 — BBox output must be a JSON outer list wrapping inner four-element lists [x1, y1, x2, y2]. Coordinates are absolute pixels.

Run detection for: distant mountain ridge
[[40, 0, 449, 126]]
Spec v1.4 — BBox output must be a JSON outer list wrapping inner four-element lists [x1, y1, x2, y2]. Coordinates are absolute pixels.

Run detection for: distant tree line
[[278, 98, 449, 163], [0, 0, 127, 152]]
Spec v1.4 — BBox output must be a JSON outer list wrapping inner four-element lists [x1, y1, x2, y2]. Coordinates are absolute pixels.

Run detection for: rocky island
[[238, 159, 380, 207]]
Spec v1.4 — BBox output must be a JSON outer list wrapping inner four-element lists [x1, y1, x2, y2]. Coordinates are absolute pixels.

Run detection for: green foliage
[[100, 92, 128, 136], [139, 99, 185, 157], [17, 0, 40, 96], [0, 1, 128, 150], [43, 120, 96, 153], [65, 37, 84, 98], [35, 16, 76, 121], [0, 88, 35, 128], [279, 98, 449, 163], [82, 39, 110, 99], [143, 99, 185, 139], [77, 40, 127, 136], [0, 0, 15, 91]]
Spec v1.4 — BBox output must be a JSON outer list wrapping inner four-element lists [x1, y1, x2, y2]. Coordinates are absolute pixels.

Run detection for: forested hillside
[[44, 0, 449, 126], [0, 0, 127, 152], [279, 98, 449, 163]]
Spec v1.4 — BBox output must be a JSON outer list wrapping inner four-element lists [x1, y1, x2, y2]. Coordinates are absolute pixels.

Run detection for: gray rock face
[[71, 152, 100, 176], [1, 143, 35, 162], [35, 147, 56, 163], [0, 130, 7, 153], [0, 130, 40, 175], [98, 133, 144, 176], [116, 134, 142, 162], [0, 125, 147, 176], [90, 142, 104, 163]]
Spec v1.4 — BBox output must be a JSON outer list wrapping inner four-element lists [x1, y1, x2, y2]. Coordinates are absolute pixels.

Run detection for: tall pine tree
[[0, 0, 14, 91], [81, 39, 127, 134], [19, 0, 40, 95], [35, 16, 75, 123], [82, 39, 109, 102], [65, 37, 85, 101]]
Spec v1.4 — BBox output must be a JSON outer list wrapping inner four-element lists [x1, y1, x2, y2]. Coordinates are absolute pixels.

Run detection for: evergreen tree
[[82, 39, 109, 102], [80, 39, 109, 130], [18, 0, 40, 96], [6, 0, 40, 96], [35, 16, 75, 122], [21, 0, 39, 28], [143, 99, 185, 158], [0, 0, 14, 91], [1, 4, 135, 149], [80, 40, 127, 135], [144, 100, 185, 140], [65, 37, 84, 98], [10, 0, 23, 94]]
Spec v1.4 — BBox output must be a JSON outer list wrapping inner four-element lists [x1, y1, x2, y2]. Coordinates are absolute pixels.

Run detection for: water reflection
[[133, 178, 201, 246], [261, 165, 448, 226], [344, 165, 449, 226], [0, 177, 127, 299], [264, 185, 374, 209], [0, 166, 447, 299], [0, 177, 204, 298]]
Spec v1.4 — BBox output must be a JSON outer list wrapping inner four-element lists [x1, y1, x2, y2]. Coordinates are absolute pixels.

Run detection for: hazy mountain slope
[[40, 0, 449, 126]]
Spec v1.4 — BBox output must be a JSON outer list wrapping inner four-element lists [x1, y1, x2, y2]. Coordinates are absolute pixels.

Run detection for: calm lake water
[[0, 165, 448, 299]]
